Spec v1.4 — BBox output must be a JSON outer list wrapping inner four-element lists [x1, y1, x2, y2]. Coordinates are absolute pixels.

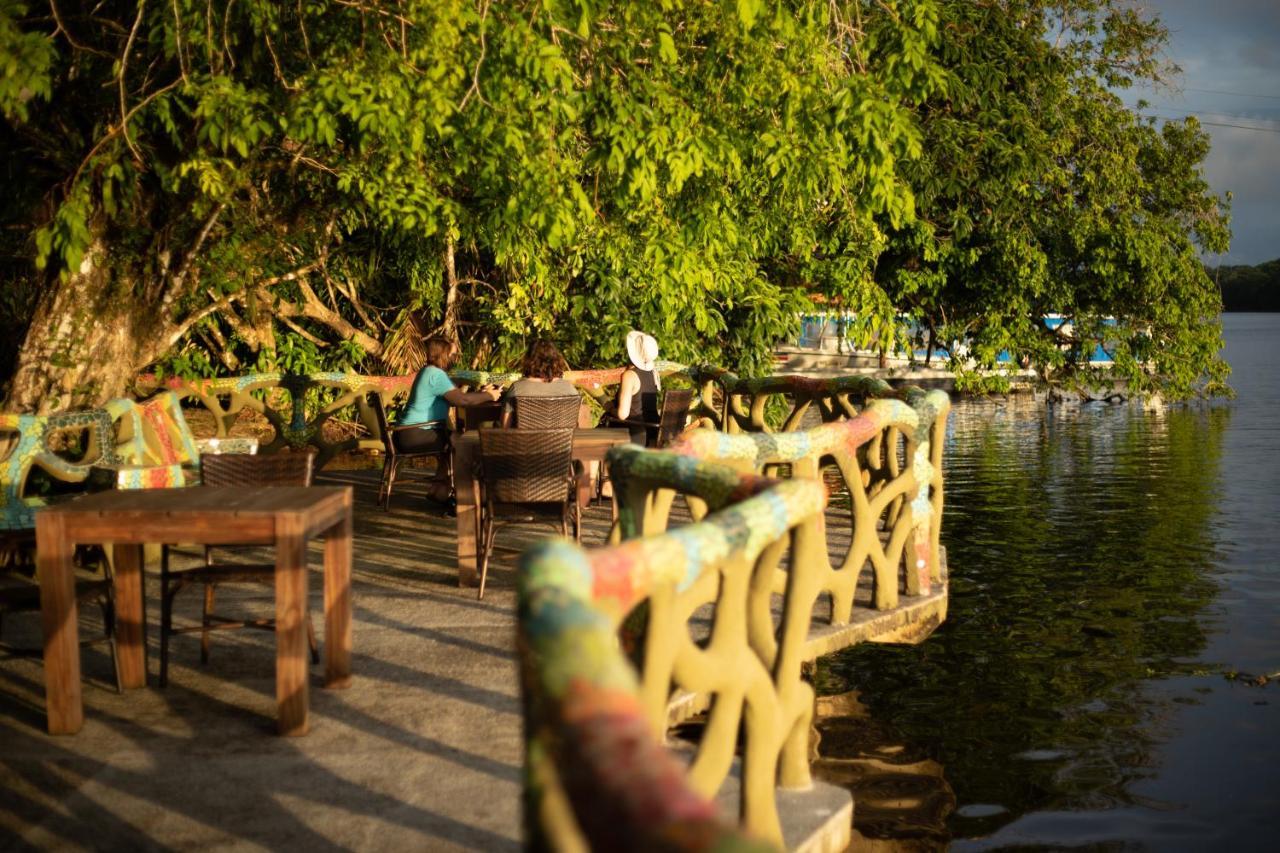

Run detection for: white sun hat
[[625, 330, 659, 372]]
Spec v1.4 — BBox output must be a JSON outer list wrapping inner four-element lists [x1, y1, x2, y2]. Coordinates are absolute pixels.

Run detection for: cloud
[[1132, 1, 1280, 263]]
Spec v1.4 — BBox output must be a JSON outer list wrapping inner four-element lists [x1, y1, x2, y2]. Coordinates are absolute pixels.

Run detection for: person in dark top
[[613, 330, 661, 446]]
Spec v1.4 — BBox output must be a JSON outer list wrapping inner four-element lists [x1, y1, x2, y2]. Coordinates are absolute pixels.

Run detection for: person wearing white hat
[[611, 330, 662, 445]]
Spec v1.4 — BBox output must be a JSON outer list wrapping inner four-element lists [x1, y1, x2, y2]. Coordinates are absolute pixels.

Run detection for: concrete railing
[[519, 456, 829, 850], [133, 363, 938, 465], [520, 380, 951, 848], [1, 392, 195, 530]]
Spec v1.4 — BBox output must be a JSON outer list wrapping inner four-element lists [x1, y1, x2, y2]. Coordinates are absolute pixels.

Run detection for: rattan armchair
[[602, 387, 694, 448], [473, 427, 577, 599], [369, 392, 452, 511], [511, 394, 581, 430], [653, 388, 695, 448], [159, 451, 317, 687]]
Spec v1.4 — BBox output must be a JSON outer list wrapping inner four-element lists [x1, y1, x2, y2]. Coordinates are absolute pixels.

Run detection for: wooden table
[[36, 486, 353, 736], [453, 428, 630, 587]]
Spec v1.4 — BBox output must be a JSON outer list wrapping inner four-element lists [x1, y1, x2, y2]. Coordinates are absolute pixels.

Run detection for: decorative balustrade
[[0, 393, 195, 531], [131, 363, 938, 467], [133, 364, 698, 468], [519, 457, 831, 850], [521, 378, 951, 849]]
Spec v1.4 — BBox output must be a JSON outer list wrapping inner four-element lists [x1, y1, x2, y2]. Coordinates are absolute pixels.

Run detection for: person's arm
[[615, 369, 640, 420], [444, 386, 501, 408]]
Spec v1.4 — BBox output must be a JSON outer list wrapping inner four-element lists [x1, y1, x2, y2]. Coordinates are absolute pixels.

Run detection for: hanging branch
[[117, 0, 149, 163]]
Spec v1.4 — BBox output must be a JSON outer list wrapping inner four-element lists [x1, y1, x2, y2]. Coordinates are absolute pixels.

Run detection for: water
[[816, 313, 1280, 851]]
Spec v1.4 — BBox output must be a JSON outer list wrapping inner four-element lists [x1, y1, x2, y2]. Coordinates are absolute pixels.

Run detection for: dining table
[[453, 428, 630, 587], [35, 485, 353, 736]]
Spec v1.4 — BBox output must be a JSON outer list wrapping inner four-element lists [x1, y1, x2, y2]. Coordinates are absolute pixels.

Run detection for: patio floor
[[0, 465, 946, 851], [0, 467, 600, 852]]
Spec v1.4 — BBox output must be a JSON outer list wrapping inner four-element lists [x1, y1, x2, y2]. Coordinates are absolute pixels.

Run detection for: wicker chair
[[602, 387, 694, 448], [654, 388, 695, 448], [473, 427, 577, 599], [369, 392, 452, 511], [511, 394, 581, 430], [159, 451, 317, 687]]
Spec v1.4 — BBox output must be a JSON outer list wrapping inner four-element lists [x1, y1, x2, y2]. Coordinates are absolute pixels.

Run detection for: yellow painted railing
[[520, 379, 951, 849], [519, 458, 828, 850]]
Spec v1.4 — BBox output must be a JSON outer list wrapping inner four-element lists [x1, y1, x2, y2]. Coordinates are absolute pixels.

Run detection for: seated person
[[500, 340, 579, 427], [398, 335, 501, 502], [609, 330, 661, 446]]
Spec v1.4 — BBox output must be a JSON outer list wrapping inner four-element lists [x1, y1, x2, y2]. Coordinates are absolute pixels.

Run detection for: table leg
[[275, 516, 310, 736], [36, 514, 81, 735], [111, 544, 147, 689], [454, 439, 479, 587], [323, 511, 352, 689]]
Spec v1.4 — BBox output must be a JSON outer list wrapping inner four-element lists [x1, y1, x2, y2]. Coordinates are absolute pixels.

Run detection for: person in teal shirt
[[396, 336, 500, 505], [401, 359, 457, 425]]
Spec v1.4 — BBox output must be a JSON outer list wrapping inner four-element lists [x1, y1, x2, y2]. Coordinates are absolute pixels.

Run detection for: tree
[[1211, 259, 1280, 312], [0, 1, 942, 412], [869, 0, 1232, 399]]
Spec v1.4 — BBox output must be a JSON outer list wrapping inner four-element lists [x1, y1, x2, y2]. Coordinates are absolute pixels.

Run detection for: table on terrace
[[35, 486, 353, 736], [453, 428, 630, 587]]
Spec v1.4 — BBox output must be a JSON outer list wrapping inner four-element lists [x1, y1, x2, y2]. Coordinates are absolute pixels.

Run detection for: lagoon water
[[818, 313, 1280, 850]]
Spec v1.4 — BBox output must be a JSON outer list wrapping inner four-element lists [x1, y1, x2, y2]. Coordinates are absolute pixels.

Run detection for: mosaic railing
[[0, 392, 193, 531], [134, 362, 708, 468], [132, 364, 933, 469], [519, 384, 950, 847], [613, 399, 927, 617], [519, 455, 829, 850]]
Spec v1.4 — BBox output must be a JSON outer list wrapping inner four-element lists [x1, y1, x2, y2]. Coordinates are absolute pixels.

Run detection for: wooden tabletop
[[39, 486, 352, 545], [44, 486, 348, 514]]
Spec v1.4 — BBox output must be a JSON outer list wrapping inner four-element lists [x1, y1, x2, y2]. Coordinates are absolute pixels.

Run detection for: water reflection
[[816, 397, 1232, 845]]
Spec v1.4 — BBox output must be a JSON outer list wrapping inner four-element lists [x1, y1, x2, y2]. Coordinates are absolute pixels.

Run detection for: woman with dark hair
[[500, 340, 578, 427], [398, 335, 501, 503]]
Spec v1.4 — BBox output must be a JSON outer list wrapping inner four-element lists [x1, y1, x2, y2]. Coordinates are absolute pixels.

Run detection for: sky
[[1124, 1, 1280, 265]]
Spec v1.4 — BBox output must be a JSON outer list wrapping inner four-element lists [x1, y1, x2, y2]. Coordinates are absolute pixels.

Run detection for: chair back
[[367, 392, 395, 453], [478, 428, 573, 504], [512, 395, 580, 430], [655, 388, 695, 448], [201, 451, 316, 488]]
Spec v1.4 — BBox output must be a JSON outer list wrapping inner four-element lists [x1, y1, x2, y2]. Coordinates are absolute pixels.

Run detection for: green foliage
[[2, 0, 947, 388], [869, 0, 1232, 399], [0, 0, 1234, 403], [0, 1, 54, 122]]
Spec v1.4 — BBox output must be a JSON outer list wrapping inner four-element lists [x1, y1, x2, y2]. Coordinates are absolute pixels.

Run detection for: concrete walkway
[[0, 468, 600, 852]]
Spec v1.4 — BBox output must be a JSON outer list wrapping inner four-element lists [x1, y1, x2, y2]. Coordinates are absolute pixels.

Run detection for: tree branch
[[459, 0, 491, 110], [48, 0, 113, 57], [71, 78, 180, 187], [158, 201, 226, 311], [118, 0, 149, 163]]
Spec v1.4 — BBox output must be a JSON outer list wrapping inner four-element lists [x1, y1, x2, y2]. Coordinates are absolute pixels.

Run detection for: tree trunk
[[435, 234, 461, 345], [3, 238, 162, 412]]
